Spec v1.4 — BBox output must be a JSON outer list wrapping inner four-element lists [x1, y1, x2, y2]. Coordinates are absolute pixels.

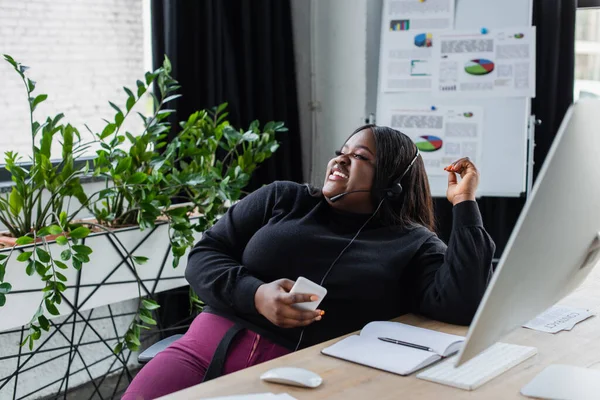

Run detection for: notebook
[[321, 321, 465, 375]]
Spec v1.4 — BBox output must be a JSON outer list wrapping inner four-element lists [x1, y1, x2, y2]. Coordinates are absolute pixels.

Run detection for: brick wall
[[0, 1, 149, 398], [0, 0, 147, 160]]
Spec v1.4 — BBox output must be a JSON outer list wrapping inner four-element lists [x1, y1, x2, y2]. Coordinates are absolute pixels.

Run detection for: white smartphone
[[289, 276, 327, 311]]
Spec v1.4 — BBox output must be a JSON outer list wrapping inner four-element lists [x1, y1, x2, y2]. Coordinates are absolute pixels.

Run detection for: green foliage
[[1, 54, 286, 356], [0, 55, 94, 349]]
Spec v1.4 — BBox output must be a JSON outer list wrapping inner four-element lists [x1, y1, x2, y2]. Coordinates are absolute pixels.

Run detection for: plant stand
[[0, 223, 200, 399]]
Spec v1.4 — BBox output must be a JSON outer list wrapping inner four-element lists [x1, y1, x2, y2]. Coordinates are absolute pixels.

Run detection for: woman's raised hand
[[445, 157, 480, 205]]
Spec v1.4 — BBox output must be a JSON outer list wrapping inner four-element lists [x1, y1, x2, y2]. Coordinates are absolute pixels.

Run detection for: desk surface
[[160, 267, 600, 400]]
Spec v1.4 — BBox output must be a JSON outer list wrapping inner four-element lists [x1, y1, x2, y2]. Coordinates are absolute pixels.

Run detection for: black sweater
[[185, 181, 496, 350]]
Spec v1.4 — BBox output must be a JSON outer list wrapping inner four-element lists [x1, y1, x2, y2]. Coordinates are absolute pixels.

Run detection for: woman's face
[[322, 129, 377, 213]]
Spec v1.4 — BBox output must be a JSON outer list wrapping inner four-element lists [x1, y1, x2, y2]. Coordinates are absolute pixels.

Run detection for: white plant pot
[[1, 222, 201, 332]]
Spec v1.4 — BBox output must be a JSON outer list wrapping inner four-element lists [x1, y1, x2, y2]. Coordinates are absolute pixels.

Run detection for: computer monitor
[[456, 100, 600, 366]]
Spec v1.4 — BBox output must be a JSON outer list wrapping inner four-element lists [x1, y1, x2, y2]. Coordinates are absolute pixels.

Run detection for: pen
[[378, 337, 435, 353]]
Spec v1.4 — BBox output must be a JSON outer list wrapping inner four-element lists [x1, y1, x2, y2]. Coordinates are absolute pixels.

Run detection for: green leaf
[[126, 96, 135, 112], [242, 131, 259, 142], [109, 101, 122, 114], [36, 227, 50, 237], [126, 331, 141, 346], [31, 94, 48, 111], [0, 262, 5, 282], [115, 157, 132, 175], [48, 225, 63, 235], [36, 248, 51, 263], [123, 86, 134, 99], [100, 123, 116, 139], [139, 315, 157, 325], [35, 261, 47, 276], [71, 252, 89, 264], [126, 172, 147, 185], [38, 315, 50, 331], [54, 260, 68, 270], [72, 245, 92, 255], [162, 94, 182, 104], [25, 260, 35, 276], [126, 341, 140, 351], [0, 282, 12, 294], [113, 342, 123, 355], [115, 111, 124, 126], [72, 258, 82, 270], [59, 211, 67, 227], [142, 299, 160, 310], [69, 227, 90, 239], [60, 249, 71, 261], [45, 299, 59, 315], [15, 236, 34, 246], [16, 252, 33, 262], [28, 337, 33, 351], [0, 254, 7, 261], [55, 272, 67, 282], [56, 236, 68, 246], [136, 80, 146, 97], [132, 256, 148, 265], [9, 188, 23, 215], [0, 293, 5, 307], [27, 78, 36, 92], [31, 329, 41, 340]]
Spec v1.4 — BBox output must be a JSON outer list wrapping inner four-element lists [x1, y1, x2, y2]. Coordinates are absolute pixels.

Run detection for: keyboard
[[416, 342, 538, 390]]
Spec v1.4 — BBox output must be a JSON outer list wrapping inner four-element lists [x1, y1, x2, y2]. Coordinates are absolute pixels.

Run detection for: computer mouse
[[260, 367, 323, 388]]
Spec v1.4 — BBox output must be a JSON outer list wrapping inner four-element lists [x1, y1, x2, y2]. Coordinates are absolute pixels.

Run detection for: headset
[[294, 146, 421, 351]]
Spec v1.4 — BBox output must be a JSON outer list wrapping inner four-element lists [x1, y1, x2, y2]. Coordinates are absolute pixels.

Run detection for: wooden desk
[[160, 267, 600, 399]]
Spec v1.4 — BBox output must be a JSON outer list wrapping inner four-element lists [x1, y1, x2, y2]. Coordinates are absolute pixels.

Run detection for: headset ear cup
[[384, 183, 403, 200]]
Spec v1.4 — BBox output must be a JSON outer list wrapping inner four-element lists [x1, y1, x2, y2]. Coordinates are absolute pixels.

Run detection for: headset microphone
[[328, 190, 371, 203]]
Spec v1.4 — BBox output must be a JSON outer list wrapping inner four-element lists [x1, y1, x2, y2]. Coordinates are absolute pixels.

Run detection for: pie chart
[[464, 59, 495, 76], [414, 33, 433, 48], [415, 135, 443, 152]]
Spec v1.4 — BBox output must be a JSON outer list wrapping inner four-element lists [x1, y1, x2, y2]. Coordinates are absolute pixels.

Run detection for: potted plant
[[0, 54, 286, 355]]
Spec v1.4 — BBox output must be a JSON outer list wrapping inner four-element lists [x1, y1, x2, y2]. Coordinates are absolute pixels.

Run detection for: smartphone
[[289, 276, 327, 311]]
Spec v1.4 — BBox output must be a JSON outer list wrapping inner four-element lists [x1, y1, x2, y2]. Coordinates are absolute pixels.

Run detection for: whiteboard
[[374, 0, 534, 197]]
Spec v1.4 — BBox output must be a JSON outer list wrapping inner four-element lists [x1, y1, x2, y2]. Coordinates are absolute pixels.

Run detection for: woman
[[123, 125, 495, 399]]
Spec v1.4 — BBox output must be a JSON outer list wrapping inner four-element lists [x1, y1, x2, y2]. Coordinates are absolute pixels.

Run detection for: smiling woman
[[123, 123, 496, 399]]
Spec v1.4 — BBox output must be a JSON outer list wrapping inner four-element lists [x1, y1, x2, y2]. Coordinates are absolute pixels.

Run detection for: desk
[[159, 267, 600, 399]]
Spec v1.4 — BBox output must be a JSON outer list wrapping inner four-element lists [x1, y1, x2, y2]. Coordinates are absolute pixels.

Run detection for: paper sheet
[[380, 0, 455, 92], [382, 106, 483, 176], [523, 306, 594, 334], [200, 393, 297, 400], [432, 27, 536, 98]]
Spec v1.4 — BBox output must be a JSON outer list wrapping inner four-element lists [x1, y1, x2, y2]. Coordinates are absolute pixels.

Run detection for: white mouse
[[260, 367, 323, 388]]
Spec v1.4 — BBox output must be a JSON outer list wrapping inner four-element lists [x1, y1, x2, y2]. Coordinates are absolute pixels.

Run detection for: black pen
[[378, 337, 435, 353]]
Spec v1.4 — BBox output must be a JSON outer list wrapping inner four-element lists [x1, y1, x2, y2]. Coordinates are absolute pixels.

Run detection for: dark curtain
[[151, 0, 303, 334], [151, 0, 303, 189], [434, 0, 576, 257]]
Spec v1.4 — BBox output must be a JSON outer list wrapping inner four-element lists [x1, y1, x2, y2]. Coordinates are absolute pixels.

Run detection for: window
[[575, 3, 600, 100], [0, 0, 153, 161]]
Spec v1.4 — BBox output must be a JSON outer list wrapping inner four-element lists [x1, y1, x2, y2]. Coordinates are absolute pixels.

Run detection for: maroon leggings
[[122, 313, 290, 400]]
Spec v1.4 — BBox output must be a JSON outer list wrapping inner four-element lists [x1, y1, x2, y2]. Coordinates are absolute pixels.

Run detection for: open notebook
[[321, 321, 465, 375]]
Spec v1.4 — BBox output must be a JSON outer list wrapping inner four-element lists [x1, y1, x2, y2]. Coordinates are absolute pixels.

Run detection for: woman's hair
[[354, 124, 435, 231]]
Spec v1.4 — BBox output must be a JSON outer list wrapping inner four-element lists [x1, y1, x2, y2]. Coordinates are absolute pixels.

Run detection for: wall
[[291, 0, 383, 185], [0, 0, 148, 160], [290, 0, 313, 184]]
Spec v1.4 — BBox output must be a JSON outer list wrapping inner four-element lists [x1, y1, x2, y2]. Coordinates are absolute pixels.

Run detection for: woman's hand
[[445, 157, 480, 205], [254, 279, 324, 328]]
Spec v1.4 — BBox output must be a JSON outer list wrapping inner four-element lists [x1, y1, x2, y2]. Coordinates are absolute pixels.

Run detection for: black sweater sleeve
[[184, 182, 278, 316], [411, 201, 496, 325]]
